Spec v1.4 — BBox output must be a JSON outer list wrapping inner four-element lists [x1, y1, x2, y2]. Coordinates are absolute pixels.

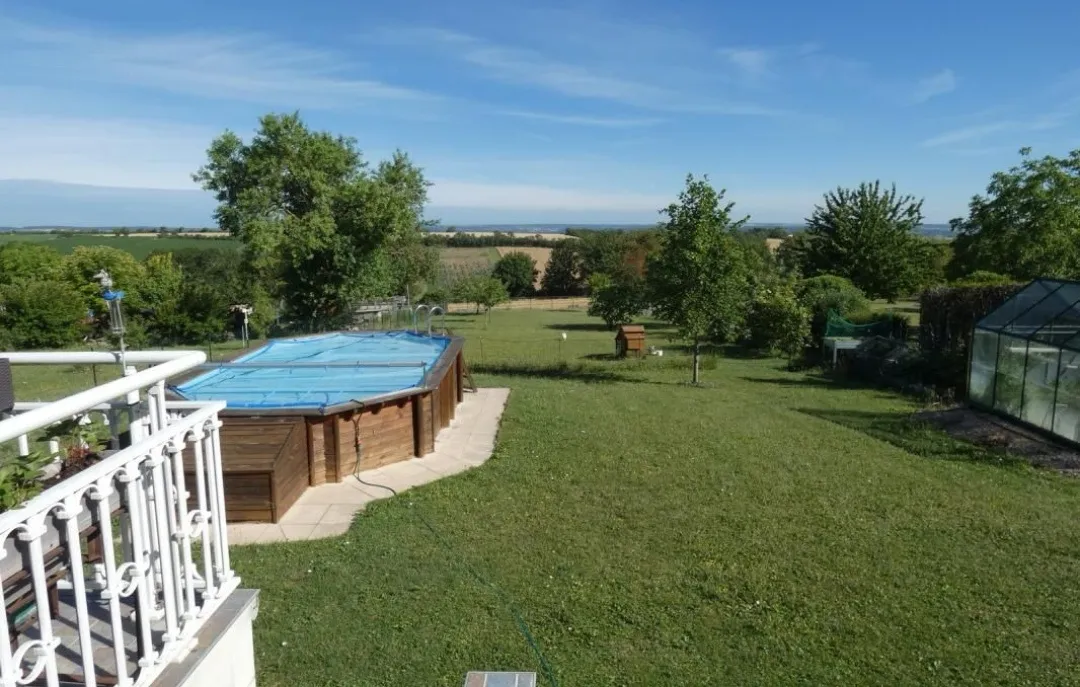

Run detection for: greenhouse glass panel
[[993, 334, 1028, 416], [1031, 284, 1080, 346], [1054, 349, 1080, 442], [1003, 282, 1080, 339], [977, 280, 1060, 330], [968, 329, 999, 407], [1021, 343, 1059, 431]]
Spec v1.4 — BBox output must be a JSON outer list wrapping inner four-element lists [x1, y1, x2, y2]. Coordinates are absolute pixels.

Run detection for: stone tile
[[297, 483, 379, 506], [254, 525, 288, 543], [279, 504, 329, 525], [417, 454, 471, 477], [459, 446, 492, 466], [309, 521, 350, 539], [228, 524, 272, 546], [279, 524, 317, 541], [319, 504, 361, 525]]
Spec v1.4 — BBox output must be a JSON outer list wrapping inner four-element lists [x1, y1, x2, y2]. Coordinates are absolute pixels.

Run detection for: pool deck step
[[226, 387, 510, 544]]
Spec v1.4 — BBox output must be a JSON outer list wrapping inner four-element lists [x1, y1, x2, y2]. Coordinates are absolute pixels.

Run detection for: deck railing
[[0, 352, 238, 687]]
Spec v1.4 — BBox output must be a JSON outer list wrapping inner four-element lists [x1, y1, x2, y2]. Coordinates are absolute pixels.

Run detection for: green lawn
[[0, 233, 241, 258], [220, 310, 1080, 686], [870, 298, 921, 325]]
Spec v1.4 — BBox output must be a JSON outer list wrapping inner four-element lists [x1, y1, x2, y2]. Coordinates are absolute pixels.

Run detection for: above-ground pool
[[174, 331, 451, 410], [175, 331, 465, 523]]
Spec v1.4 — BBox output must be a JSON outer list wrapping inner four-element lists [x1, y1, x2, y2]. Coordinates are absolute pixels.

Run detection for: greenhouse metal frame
[[969, 277, 1080, 445]]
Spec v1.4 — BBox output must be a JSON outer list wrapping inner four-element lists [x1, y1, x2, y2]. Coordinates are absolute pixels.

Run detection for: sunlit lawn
[[222, 309, 1080, 686]]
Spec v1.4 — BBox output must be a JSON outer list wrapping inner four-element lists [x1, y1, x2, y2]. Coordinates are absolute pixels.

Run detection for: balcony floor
[[19, 588, 167, 685]]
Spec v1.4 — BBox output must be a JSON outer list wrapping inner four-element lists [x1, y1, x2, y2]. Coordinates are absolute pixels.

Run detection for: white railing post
[[147, 448, 180, 644], [170, 439, 198, 623], [18, 514, 60, 687], [207, 421, 233, 589], [119, 464, 157, 668], [189, 429, 218, 607], [55, 495, 97, 687], [88, 477, 133, 687]]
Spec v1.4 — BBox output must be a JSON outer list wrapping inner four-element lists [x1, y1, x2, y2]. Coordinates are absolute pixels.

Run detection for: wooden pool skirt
[[192, 342, 465, 523]]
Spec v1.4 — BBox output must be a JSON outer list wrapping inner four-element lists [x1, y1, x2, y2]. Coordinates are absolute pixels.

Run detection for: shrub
[[0, 279, 88, 348], [847, 310, 912, 342], [951, 270, 1015, 287], [796, 275, 870, 343], [491, 252, 538, 297], [919, 283, 1024, 395], [587, 272, 644, 329], [746, 284, 811, 357]]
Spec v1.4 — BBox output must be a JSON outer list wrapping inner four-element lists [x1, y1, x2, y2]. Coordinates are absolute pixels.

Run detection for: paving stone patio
[[227, 388, 510, 544]]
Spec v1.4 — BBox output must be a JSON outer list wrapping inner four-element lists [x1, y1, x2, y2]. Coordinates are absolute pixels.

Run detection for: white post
[[90, 478, 132, 687], [120, 467, 157, 667], [15, 434, 29, 457], [190, 431, 217, 606], [20, 515, 60, 686], [57, 496, 98, 687], [148, 448, 180, 642]]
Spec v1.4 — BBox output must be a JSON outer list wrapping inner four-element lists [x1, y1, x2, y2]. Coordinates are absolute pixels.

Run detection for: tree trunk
[[692, 339, 701, 385]]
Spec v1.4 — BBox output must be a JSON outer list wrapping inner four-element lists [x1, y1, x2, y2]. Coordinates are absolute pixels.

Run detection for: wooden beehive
[[615, 324, 646, 358]]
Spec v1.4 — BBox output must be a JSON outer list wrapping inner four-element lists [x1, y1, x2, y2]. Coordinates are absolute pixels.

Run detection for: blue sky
[[2, 0, 1079, 226]]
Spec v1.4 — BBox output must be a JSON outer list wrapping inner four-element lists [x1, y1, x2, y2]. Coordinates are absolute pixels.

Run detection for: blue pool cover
[[174, 331, 451, 410]]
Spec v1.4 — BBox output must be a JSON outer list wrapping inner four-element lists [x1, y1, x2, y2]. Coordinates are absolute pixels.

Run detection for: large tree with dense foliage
[[0, 243, 61, 285], [0, 280, 87, 348], [540, 241, 585, 296], [194, 113, 429, 330], [491, 251, 538, 297], [950, 147, 1080, 281], [587, 270, 644, 328], [803, 181, 927, 300], [647, 175, 751, 383]]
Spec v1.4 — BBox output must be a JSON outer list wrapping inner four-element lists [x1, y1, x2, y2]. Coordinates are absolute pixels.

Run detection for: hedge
[[918, 282, 1024, 395]]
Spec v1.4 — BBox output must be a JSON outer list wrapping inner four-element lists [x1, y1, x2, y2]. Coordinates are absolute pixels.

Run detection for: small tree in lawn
[[541, 241, 585, 296], [587, 270, 644, 329], [453, 274, 508, 314], [648, 175, 751, 384], [491, 252, 538, 297]]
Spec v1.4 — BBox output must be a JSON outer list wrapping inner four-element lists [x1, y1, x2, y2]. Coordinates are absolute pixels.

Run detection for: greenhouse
[[970, 278, 1080, 443]]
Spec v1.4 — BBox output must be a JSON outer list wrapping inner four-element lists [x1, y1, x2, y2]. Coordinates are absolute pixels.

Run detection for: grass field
[[0, 233, 241, 259], [224, 310, 1080, 686], [870, 298, 922, 325]]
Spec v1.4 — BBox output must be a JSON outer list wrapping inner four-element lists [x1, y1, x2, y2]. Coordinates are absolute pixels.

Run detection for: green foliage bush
[[587, 272, 645, 329], [796, 275, 870, 343], [918, 283, 1024, 395], [452, 275, 509, 313], [491, 251, 538, 297], [0, 279, 88, 348], [951, 270, 1015, 287], [745, 283, 811, 357], [540, 241, 585, 296], [847, 310, 912, 342], [0, 242, 62, 285]]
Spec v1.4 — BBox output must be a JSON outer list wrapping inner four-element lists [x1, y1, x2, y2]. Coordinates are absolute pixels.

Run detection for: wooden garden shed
[[615, 324, 646, 358]]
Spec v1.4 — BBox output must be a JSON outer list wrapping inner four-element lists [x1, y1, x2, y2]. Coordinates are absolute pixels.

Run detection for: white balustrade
[[0, 352, 239, 687]]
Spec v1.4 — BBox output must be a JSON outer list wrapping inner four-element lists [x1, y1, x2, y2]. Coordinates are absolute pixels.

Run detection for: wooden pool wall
[[201, 337, 464, 523]]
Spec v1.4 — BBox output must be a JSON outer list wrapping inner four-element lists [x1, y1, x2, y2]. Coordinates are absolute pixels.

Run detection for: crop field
[[0, 233, 240, 258]]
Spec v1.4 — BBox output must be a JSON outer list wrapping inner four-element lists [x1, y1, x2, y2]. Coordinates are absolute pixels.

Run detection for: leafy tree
[[776, 232, 812, 276], [387, 239, 440, 301], [647, 175, 752, 383], [491, 251, 538, 297], [804, 181, 927, 300], [194, 113, 429, 330], [746, 281, 811, 358], [541, 241, 585, 296], [0, 243, 61, 285], [578, 231, 635, 283], [587, 271, 644, 328], [0, 280, 87, 348], [57, 245, 148, 324], [795, 275, 869, 343], [950, 147, 1080, 280], [452, 275, 509, 313]]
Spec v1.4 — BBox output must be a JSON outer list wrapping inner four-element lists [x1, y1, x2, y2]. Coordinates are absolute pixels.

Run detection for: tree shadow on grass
[[544, 322, 613, 332], [797, 407, 1024, 468], [471, 361, 644, 384]]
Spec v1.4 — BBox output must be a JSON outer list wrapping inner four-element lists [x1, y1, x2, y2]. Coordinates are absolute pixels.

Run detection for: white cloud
[[376, 28, 787, 116], [718, 47, 774, 80], [0, 115, 211, 189], [0, 18, 432, 108], [498, 110, 662, 127], [912, 69, 957, 103], [921, 121, 1016, 147]]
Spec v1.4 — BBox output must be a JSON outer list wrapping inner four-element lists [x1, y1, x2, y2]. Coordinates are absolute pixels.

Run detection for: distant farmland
[[0, 233, 241, 259]]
